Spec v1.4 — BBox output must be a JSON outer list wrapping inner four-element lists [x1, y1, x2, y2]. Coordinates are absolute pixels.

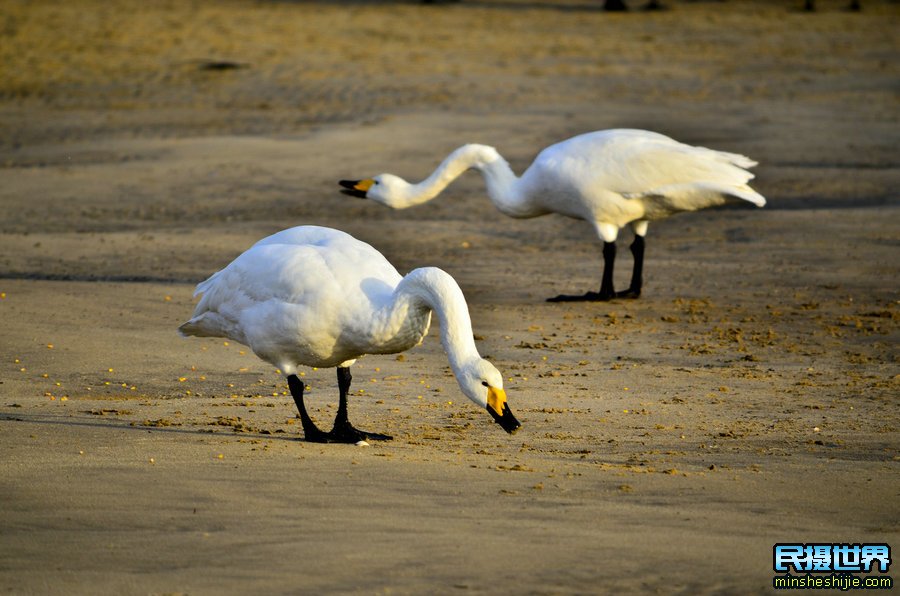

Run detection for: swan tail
[[712, 149, 758, 170], [178, 322, 196, 338], [180, 273, 239, 339], [723, 185, 766, 207], [178, 314, 213, 338], [178, 312, 241, 340], [630, 182, 766, 218]]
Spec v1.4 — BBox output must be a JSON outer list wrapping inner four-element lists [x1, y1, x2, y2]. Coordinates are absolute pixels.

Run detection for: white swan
[[340, 129, 766, 301], [179, 225, 520, 443]]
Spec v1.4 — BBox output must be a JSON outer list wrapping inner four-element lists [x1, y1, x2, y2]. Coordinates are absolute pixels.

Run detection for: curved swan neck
[[415, 144, 542, 219], [475, 153, 529, 217], [388, 144, 516, 209], [393, 267, 480, 371]]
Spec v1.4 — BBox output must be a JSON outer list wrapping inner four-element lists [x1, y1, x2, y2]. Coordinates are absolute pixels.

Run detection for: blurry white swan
[[179, 225, 520, 443], [340, 129, 765, 301]]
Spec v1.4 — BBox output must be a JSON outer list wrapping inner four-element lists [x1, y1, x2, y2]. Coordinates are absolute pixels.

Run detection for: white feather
[[179, 226, 505, 411], [360, 129, 765, 242]]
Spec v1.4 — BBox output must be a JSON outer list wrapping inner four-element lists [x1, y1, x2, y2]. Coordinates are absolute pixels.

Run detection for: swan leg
[[547, 241, 617, 302], [598, 240, 617, 299], [328, 367, 392, 442], [616, 235, 644, 299], [287, 374, 331, 443], [602, 0, 628, 10]]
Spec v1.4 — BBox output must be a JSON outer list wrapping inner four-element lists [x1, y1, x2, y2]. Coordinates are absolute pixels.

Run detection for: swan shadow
[[0, 410, 306, 443], [263, 0, 608, 12], [0, 272, 201, 284]]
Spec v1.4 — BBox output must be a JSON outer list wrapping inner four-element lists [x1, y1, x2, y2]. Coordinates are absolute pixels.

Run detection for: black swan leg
[[616, 235, 644, 299], [548, 241, 617, 302], [328, 367, 392, 442], [287, 374, 330, 443]]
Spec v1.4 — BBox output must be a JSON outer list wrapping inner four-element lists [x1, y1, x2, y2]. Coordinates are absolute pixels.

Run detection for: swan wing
[[534, 129, 759, 194], [179, 243, 344, 343], [624, 182, 766, 220], [179, 226, 403, 365]]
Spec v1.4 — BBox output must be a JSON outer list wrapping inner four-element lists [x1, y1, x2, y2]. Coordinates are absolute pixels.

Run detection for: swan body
[[179, 225, 520, 442], [340, 129, 765, 301]]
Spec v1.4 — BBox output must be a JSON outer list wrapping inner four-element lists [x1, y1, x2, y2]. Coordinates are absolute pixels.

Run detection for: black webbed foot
[[301, 424, 334, 444], [289, 368, 393, 444], [301, 427, 392, 444], [615, 287, 641, 299], [328, 419, 392, 443], [547, 291, 615, 303]]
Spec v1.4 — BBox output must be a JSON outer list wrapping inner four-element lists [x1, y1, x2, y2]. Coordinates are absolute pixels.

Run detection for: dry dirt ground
[[1, 1, 898, 594]]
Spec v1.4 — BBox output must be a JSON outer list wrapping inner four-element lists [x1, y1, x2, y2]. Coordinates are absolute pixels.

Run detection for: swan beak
[[486, 387, 521, 434], [339, 179, 373, 199]]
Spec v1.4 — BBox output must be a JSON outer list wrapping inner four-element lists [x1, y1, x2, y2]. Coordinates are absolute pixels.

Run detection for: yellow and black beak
[[339, 179, 374, 199], [486, 387, 521, 434]]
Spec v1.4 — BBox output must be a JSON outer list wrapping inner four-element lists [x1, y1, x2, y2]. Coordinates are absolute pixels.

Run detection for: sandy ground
[[1, 0, 899, 594]]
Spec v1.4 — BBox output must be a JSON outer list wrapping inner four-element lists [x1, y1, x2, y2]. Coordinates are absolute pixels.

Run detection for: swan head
[[339, 175, 418, 209], [458, 358, 521, 434]]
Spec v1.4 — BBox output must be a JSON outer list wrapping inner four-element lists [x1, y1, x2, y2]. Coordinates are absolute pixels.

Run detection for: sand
[[1, 0, 898, 594]]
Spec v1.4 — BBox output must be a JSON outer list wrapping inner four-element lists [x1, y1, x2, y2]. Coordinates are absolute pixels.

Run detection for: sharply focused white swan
[[340, 129, 766, 301], [179, 225, 520, 443]]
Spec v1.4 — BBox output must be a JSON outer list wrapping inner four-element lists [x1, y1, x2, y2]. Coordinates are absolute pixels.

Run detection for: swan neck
[[476, 155, 525, 217], [402, 144, 512, 207], [394, 267, 480, 372]]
